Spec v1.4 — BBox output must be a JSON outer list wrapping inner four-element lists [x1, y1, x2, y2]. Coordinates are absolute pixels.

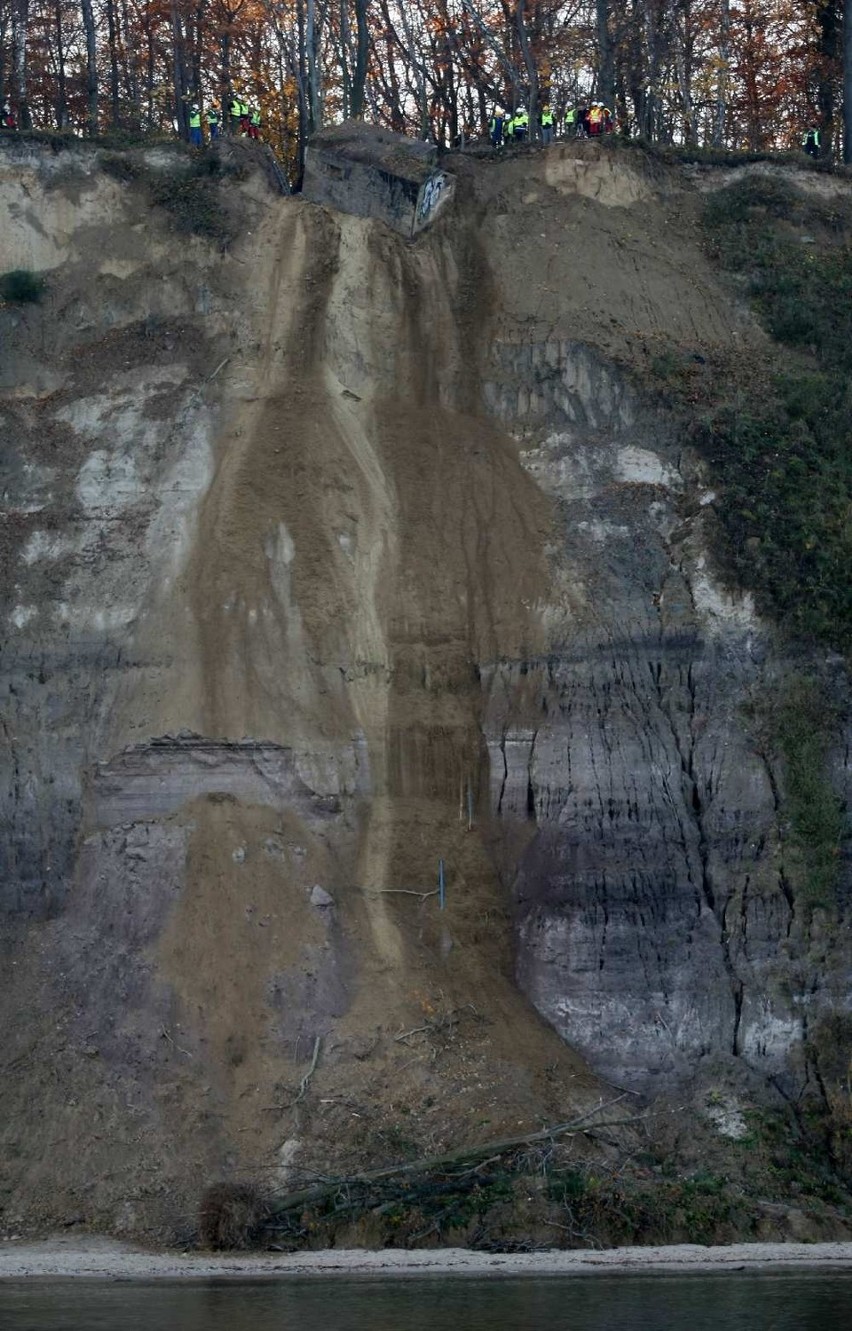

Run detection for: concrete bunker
[[303, 121, 455, 238]]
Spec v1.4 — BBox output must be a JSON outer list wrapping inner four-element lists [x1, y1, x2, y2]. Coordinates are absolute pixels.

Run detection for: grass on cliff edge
[[100, 145, 244, 243], [648, 173, 852, 654]]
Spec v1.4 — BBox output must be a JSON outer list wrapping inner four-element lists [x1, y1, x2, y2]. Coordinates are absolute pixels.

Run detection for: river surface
[[1, 1273, 850, 1331]]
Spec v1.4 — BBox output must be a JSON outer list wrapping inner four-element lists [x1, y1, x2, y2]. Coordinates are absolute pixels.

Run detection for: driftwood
[[266, 1095, 637, 1220]]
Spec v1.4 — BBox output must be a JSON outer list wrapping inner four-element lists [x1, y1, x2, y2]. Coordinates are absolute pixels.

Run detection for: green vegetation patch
[[770, 676, 845, 908], [198, 1112, 852, 1251], [548, 1165, 741, 1246], [805, 1013, 852, 1182], [646, 175, 852, 653], [733, 1101, 852, 1202], [101, 146, 242, 244], [0, 269, 45, 303], [743, 672, 845, 910], [147, 155, 237, 242]]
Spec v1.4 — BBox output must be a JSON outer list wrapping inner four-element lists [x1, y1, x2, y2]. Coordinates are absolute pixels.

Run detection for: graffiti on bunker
[[417, 172, 448, 223]]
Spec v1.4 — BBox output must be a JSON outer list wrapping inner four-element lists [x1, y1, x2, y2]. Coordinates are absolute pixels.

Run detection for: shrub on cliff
[[198, 1181, 272, 1249], [100, 146, 242, 244], [646, 175, 852, 654], [0, 269, 44, 303]]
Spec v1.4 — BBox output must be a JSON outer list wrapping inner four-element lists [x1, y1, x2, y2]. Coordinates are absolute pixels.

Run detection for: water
[[0, 1273, 850, 1331]]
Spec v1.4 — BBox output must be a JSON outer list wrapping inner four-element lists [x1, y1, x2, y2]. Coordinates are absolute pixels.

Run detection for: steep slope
[[0, 136, 848, 1241]]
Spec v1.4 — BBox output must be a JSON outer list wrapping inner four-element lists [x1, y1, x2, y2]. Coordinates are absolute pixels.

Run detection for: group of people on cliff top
[[187, 95, 261, 146], [0, 91, 826, 161], [489, 102, 614, 147], [488, 102, 825, 158], [0, 92, 260, 145]]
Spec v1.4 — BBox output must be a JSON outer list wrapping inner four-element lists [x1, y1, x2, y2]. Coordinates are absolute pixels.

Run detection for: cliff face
[[0, 137, 848, 1237]]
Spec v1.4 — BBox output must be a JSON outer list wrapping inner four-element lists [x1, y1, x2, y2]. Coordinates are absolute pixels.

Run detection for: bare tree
[[170, 0, 189, 138], [306, 0, 322, 130], [846, 0, 852, 161], [596, 0, 614, 104], [80, 0, 98, 131], [516, 0, 539, 133], [713, 0, 730, 146], [351, 0, 369, 116]]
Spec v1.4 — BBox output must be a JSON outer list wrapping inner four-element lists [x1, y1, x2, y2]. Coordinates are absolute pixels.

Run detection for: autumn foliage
[[0, 0, 848, 179]]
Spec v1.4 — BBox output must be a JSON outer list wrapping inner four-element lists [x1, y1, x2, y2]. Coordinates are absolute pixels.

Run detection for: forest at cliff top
[[2, 0, 852, 180]]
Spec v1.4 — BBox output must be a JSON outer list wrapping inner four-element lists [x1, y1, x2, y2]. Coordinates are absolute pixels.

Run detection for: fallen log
[[266, 1095, 637, 1220]]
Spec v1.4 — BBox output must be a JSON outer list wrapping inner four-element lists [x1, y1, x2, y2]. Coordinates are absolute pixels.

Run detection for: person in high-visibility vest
[[564, 106, 577, 137], [249, 107, 261, 140], [229, 95, 249, 134], [540, 104, 554, 145], [588, 102, 603, 137], [207, 106, 219, 139], [188, 103, 202, 147], [513, 108, 529, 142], [803, 126, 820, 157]]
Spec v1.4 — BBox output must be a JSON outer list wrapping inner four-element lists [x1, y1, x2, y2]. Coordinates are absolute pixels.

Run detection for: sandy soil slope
[[1, 137, 848, 1243]]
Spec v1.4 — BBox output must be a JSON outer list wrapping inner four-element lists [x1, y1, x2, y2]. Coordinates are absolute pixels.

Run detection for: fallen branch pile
[[263, 1096, 642, 1238]]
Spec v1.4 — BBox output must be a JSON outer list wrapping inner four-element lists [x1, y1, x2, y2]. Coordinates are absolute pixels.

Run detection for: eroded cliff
[[0, 135, 849, 1241]]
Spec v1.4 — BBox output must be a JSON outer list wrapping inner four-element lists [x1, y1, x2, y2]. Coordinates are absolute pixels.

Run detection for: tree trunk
[[307, 0, 322, 131], [121, 0, 142, 128], [516, 0, 538, 137], [80, 0, 97, 133], [11, 0, 31, 128], [338, 0, 351, 117], [815, 0, 841, 156], [394, 0, 427, 135], [143, 11, 154, 128], [713, 0, 730, 147], [667, 0, 695, 141], [596, 0, 614, 106], [0, 4, 7, 108], [296, 0, 308, 182], [845, 0, 852, 162], [351, 0, 368, 117], [54, 0, 68, 127], [220, 28, 230, 130], [191, 0, 205, 105], [462, 0, 522, 108], [171, 0, 189, 139], [106, 0, 121, 127]]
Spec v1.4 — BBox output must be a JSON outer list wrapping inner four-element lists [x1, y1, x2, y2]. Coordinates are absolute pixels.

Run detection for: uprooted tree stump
[[198, 1181, 272, 1250]]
